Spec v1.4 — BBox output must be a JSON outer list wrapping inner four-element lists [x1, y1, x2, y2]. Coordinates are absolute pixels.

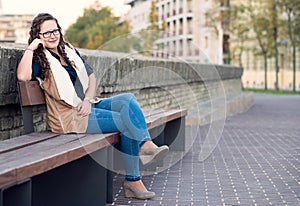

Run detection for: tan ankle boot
[[139, 145, 169, 166], [123, 180, 155, 199]]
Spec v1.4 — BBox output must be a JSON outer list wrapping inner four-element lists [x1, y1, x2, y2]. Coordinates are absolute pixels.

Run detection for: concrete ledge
[[226, 92, 254, 117], [186, 92, 254, 125]]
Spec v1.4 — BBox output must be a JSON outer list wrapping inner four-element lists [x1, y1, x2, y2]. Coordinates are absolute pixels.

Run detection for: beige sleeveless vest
[[39, 46, 89, 134]]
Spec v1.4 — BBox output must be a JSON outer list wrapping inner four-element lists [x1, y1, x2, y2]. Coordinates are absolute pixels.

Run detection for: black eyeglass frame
[[39, 28, 61, 38]]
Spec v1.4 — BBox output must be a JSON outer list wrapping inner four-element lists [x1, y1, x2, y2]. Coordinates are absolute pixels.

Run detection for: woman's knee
[[118, 93, 137, 102]]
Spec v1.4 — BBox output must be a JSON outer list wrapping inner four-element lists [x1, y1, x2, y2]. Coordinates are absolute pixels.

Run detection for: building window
[[204, 12, 209, 26], [187, 0, 192, 12], [173, 20, 176, 35], [173, 0, 177, 15], [179, 0, 183, 13], [223, 34, 230, 64], [205, 36, 208, 49]]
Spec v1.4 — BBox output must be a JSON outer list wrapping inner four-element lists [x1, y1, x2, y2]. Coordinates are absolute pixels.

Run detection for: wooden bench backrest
[[18, 81, 45, 106], [18, 81, 46, 134]]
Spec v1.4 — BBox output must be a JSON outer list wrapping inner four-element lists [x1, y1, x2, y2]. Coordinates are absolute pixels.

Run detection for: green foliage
[[279, 0, 300, 44], [227, 4, 250, 65], [65, 7, 130, 50], [279, 0, 300, 91]]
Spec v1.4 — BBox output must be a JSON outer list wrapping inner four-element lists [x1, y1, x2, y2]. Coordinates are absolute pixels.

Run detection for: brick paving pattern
[[109, 94, 300, 206]]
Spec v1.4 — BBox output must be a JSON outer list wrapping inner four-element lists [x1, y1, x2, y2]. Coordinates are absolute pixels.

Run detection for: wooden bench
[[0, 81, 187, 206]]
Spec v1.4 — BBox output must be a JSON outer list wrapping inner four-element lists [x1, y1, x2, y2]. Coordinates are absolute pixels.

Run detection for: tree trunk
[[264, 53, 268, 90], [274, 27, 279, 91], [292, 47, 296, 92], [273, 2, 279, 91], [287, 7, 296, 92]]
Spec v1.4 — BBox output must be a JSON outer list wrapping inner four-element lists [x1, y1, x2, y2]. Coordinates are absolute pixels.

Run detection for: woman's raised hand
[[27, 38, 45, 51]]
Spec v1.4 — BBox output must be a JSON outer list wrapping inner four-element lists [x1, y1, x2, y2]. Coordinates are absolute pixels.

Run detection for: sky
[[1, 0, 130, 30]]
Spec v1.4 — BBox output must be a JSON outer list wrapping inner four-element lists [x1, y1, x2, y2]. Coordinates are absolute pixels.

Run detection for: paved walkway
[[110, 93, 300, 206]]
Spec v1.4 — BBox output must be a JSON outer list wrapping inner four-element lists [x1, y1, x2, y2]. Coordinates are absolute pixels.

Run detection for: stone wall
[[0, 43, 246, 140]]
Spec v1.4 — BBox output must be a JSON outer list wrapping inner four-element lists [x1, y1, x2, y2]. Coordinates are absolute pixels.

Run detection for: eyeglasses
[[39, 28, 60, 38]]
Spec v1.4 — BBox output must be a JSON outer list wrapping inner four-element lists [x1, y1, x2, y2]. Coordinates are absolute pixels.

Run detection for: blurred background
[[0, 0, 299, 92]]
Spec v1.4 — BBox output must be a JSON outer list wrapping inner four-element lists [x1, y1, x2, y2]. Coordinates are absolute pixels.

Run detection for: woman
[[17, 13, 169, 200]]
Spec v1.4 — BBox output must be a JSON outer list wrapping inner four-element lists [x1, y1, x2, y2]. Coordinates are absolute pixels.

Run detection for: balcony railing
[[154, 49, 202, 59]]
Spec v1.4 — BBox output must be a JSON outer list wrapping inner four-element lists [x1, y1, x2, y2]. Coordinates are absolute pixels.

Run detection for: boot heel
[[124, 187, 134, 198]]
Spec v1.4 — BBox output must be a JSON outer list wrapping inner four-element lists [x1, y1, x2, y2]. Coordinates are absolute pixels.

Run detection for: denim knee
[[120, 93, 136, 102]]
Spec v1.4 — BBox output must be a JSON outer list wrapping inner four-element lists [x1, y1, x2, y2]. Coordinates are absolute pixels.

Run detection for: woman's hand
[[76, 74, 97, 117], [76, 100, 92, 117], [17, 38, 46, 81], [28, 38, 45, 51]]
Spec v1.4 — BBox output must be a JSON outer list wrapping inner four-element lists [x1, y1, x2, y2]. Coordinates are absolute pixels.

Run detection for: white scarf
[[43, 46, 89, 107]]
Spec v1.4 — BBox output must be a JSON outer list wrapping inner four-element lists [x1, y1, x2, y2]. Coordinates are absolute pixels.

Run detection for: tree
[[207, 0, 251, 65], [99, 21, 132, 53], [270, 0, 280, 90], [65, 7, 130, 50], [280, 0, 300, 91], [208, 0, 300, 91], [227, 3, 250, 67], [246, 0, 281, 90]]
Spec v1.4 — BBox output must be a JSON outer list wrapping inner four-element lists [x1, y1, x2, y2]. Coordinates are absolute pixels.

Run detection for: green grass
[[243, 88, 300, 95]]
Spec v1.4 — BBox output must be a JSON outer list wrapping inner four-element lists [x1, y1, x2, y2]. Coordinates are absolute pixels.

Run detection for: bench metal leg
[[31, 148, 108, 206], [21, 107, 34, 134], [0, 179, 31, 206], [151, 117, 186, 151], [106, 145, 114, 204], [149, 125, 165, 146], [164, 116, 186, 151]]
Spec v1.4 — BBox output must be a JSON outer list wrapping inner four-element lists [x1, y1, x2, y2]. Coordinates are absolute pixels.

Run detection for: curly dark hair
[[29, 13, 74, 79]]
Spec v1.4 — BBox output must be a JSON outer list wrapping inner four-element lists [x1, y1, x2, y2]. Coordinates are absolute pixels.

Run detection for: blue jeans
[[86, 93, 151, 181]]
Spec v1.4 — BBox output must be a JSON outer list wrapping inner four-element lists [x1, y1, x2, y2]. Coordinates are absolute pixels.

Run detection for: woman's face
[[39, 20, 60, 50]]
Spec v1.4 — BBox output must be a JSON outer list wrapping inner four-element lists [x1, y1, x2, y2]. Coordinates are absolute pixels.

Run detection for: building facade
[[124, 0, 229, 64], [124, 0, 152, 34], [0, 14, 34, 43]]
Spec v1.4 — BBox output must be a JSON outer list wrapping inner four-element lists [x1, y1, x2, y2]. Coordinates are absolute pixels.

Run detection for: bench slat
[[15, 133, 119, 184], [0, 109, 186, 154], [0, 134, 86, 171], [0, 131, 59, 154], [0, 169, 16, 190], [0, 132, 120, 188], [145, 109, 187, 129]]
